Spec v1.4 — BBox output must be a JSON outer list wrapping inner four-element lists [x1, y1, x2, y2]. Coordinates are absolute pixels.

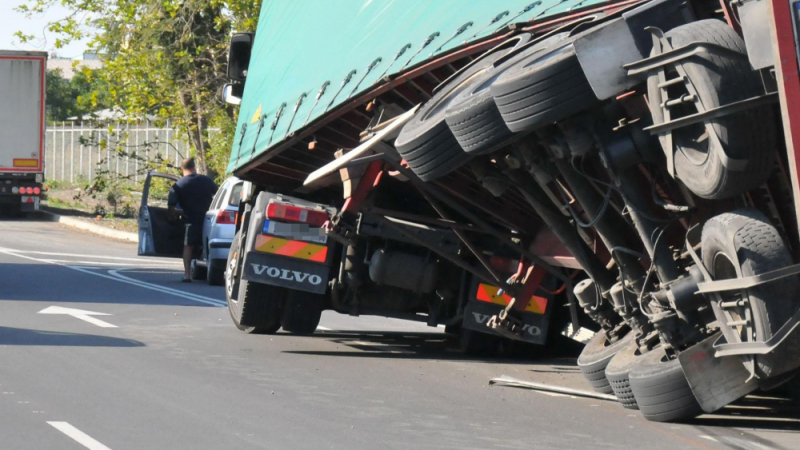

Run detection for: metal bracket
[[696, 262, 800, 294]]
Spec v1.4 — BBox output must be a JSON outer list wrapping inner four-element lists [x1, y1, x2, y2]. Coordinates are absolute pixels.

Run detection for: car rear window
[[229, 183, 243, 206]]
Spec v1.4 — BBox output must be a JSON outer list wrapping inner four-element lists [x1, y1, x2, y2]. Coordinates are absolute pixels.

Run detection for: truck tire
[[445, 33, 570, 155], [226, 232, 283, 334], [605, 340, 646, 409], [629, 347, 702, 423], [491, 44, 597, 133], [395, 34, 531, 181], [647, 20, 776, 200], [207, 259, 225, 286], [577, 330, 635, 394], [280, 289, 323, 335], [459, 328, 501, 356], [701, 209, 800, 378]]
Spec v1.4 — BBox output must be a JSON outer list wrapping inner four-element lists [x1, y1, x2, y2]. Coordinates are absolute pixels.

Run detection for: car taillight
[[32, 187, 40, 195], [216, 209, 237, 224], [19, 187, 28, 195], [266, 203, 328, 227]]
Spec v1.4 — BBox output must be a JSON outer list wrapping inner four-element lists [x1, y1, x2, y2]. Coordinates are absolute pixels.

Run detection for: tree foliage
[[17, 0, 262, 177], [46, 67, 110, 121]]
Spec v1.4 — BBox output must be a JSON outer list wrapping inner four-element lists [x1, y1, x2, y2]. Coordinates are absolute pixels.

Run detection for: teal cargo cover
[[228, 0, 610, 176]]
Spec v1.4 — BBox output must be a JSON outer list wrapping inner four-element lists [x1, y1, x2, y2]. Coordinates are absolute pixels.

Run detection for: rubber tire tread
[[577, 331, 635, 394], [701, 209, 800, 377], [226, 232, 282, 334], [491, 45, 597, 133], [444, 33, 571, 155], [280, 290, 323, 335], [605, 340, 645, 409], [629, 348, 702, 423], [647, 20, 776, 200], [207, 259, 225, 286]]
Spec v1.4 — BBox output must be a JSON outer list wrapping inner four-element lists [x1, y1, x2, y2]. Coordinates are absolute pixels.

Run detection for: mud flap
[[463, 281, 552, 345], [678, 333, 757, 413], [241, 251, 330, 294]]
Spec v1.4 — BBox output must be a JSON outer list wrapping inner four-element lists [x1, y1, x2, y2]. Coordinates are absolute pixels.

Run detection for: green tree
[[46, 66, 111, 121], [17, 0, 261, 176]]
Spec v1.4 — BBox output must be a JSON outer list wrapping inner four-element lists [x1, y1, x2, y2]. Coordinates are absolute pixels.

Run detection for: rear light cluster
[[12, 186, 40, 195], [266, 203, 328, 227], [216, 209, 238, 224]]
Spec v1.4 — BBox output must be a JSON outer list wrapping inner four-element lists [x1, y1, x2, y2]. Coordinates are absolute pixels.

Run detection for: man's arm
[[167, 185, 180, 221]]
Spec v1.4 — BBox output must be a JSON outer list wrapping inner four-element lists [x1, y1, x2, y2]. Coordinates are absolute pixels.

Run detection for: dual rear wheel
[[225, 231, 323, 335]]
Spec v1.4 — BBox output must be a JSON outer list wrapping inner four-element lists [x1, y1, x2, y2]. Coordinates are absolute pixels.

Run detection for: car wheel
[[207, 259, 225, 286], [190, 259, 207, 280], [605, 340, 647, 409], [459, 328, 501, 356]]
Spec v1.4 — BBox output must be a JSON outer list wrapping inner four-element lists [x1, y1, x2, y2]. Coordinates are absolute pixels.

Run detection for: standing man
[[168, 157, 218, 282]]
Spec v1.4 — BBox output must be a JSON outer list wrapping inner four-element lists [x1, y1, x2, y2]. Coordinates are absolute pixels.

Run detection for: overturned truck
[[222, 0, 800, 421]]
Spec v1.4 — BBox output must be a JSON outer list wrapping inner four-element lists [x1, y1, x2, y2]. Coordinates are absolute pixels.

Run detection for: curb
[[39, 211, 139, 243]]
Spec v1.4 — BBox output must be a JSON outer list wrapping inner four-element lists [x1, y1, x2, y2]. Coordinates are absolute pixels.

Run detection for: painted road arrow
[[38, 306, 117, 328]]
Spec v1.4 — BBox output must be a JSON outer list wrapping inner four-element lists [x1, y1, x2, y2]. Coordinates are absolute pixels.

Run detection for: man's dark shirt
[[168, 173, 218, 224]]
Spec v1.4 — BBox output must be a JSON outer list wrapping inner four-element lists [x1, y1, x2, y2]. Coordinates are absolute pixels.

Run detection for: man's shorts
[[184, 221, 203, 247]]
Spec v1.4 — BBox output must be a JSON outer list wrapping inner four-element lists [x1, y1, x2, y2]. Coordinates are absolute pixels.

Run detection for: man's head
[[181, 157, 197, 176]]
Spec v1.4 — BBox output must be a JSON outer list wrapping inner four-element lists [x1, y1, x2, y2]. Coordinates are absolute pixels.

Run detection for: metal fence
[[44, 121, 220, 183]]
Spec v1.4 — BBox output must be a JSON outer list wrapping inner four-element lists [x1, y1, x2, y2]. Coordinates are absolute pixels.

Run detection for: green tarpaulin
[[229, 0, 607, 174]]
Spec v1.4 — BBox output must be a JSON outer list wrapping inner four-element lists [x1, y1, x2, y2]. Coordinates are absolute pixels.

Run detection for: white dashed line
[[48, 422, 113, 450]]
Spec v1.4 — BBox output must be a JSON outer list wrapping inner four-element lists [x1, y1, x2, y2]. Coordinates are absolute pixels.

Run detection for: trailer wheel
[[226, 232, 283, 334], [647, 19, 776, 200], [629, 347, 702, 423], [280, 290, 323, 335], [395, 34, 532, 181], [701, 209, 800, 378], [577, 330, 635, 394], [445, 33, 570, 155], [491, 43, 597, 134], [459, 328, 501, 356], [605, 340, 645, 409]]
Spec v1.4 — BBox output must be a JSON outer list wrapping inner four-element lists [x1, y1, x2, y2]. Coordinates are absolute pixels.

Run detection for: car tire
[[395, 34, 532, 181], [577, 330, 635, 394], [190, 259, 207, 280], [629, 347, 703, 423], [491, 43, 597, 134], [701, 209, 800, 378], [226, 232, 283, 334], [207, 259, 225, 286], [280, 289, 323, 335], [445, 33, 570, 155], [647, 20, 776, 200], [605, 340, 647, 409]]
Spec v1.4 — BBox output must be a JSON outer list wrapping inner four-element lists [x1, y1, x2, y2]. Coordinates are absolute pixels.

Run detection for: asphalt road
[[0, 217, 797, 450]]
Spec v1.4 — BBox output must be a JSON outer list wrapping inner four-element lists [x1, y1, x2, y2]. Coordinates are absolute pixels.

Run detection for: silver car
[[191, 176, 242, 285]]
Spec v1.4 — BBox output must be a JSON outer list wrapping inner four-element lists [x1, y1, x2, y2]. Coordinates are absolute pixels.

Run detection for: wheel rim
[[226, 250, 239, 304], [712, 251, 756, 343]]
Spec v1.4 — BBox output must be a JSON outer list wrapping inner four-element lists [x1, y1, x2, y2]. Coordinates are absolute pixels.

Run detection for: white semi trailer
[[0, 50, 47, 214]]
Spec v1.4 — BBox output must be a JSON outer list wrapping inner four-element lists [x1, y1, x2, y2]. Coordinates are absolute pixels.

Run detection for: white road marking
[[48, 422, 113, 450], [699, 436, 718, 442], [317, 326, 332, 331], [45, 259, 180, 268], [0, 248, 227, 307], [0, 249, 164, 262], [39, 306, 117, 328]]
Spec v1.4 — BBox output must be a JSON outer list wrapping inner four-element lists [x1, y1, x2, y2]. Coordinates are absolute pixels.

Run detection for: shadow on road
[[689, 395, 800, 432], [0, 326, 144, 347], [282, 329, 572, 365]]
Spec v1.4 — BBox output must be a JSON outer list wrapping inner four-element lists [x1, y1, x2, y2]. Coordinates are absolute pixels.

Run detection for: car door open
[[138, 171, 184, 257]]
